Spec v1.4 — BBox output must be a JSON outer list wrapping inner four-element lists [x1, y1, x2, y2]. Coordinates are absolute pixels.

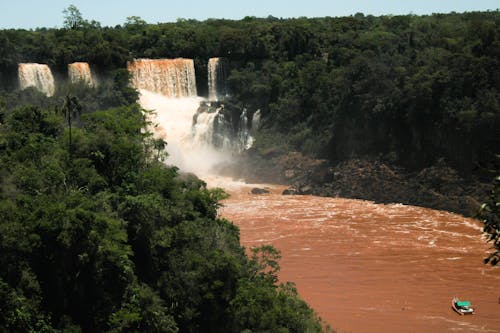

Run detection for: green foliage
[[1, 10, 498, 171], [63, 5, 86, 30], [108, 283, 178, 333], [248, 245, 282, 284], [0, 87, 325, 331], [0, 277, 55, 333]]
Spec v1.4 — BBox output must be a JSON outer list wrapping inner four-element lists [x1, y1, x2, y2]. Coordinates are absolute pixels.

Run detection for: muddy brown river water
[[140, 80, 499, 332], [218, 182, 500, 333]]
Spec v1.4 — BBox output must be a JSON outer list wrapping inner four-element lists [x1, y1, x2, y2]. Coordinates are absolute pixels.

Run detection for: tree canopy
[[0, 71, 327, 332], [62, 5, 85, 29]]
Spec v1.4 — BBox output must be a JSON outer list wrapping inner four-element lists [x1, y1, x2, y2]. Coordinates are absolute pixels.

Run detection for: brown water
[[218, 182, 500, 333]]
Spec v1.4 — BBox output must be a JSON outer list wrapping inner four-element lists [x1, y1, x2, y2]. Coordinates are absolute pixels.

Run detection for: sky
[[0, 0, 498, 29]]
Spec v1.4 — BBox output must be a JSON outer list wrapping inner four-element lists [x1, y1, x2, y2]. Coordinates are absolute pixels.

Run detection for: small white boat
[[451, 297, 475, 315]]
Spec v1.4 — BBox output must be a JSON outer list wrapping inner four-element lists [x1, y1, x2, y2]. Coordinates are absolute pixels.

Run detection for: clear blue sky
[[0, 0, 498, 29]]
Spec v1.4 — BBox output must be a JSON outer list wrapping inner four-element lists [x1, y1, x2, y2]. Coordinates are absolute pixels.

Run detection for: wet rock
[[284, 169, 295, 179], [282, 187, 298, 195], [276, 157, 488, 216], [224, 143, 490, 217], [251, 187, 270, 194], [299, 185, 313, 195]]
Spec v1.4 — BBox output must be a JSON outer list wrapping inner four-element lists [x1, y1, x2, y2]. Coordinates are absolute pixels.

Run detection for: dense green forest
[[0, 10, 499, 175], [0, 80, 326, 331]]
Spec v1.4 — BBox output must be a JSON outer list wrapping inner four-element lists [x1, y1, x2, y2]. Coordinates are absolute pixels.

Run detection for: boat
[[451, 297, 475, 315]]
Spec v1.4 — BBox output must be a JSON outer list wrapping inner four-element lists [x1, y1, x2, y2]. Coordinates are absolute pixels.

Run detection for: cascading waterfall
[[252, 110, 261, 130], [130, 58, 254, 177], [196, 103, 257, 152], [128, 58, 197, 98], [212, 108, 233, 150], [238, 109, 255, 150], [139, 90, 231, 176], [208, 57, 228, 101], [68, 62, 94, 86], [18, 63, 55, 97]]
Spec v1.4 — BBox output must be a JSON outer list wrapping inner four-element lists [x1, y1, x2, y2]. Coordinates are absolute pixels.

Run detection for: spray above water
[[139, 90, 233, 177], [130, 58, 256, 182]]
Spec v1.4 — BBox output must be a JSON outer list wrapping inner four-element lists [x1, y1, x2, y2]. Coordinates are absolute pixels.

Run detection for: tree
[[125, 16, 147, 27], [62, 5, 85, 29], [62, 95, 82, 158]]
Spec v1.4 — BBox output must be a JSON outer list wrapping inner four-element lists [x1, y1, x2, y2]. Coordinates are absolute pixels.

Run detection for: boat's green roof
[[457, 301, 471, 307]]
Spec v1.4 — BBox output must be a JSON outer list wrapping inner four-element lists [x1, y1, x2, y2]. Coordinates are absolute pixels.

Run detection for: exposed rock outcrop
[[221, 147, 490, 217], [280, 156, 489, 216], [251, 187, 270, 194]]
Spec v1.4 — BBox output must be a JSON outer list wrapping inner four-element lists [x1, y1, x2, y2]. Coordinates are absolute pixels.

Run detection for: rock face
[[282, 188, 298, 195], [223, 145, 491, 216], [280, 157, 489, 216], [230, 150, 490, 217]]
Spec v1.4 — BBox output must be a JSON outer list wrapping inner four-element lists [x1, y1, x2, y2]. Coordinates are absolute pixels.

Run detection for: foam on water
[[139, 90, 232, 177]]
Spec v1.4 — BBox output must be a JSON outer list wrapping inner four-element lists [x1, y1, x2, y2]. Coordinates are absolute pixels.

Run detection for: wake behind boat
[[452, 297, 475, 315]]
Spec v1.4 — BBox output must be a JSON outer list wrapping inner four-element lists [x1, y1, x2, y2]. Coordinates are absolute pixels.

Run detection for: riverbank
[[223, 151, 491, 217]]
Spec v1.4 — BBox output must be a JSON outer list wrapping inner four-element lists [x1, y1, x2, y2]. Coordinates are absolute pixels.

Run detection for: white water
[[131, 58, 251, 177], [128, 59, 197, 98], [220, 186, 499, 333], [18, 63, 55, 96], [208, 57, 227, 101], [68, 62, 94, 86], [139, 90, 232, 177]]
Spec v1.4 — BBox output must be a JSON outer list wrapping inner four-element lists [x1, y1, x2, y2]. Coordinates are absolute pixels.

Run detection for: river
[[138, 89, 499, 332], [217, 181, 500, 333]]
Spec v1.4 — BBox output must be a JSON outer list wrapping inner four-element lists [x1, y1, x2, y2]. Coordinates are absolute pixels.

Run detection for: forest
[[0, 10, 498, 175], [0, 80, 326, 331], [0, 7, 499, 332]]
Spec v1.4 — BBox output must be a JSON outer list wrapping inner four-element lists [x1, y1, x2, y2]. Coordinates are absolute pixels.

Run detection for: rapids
[[138, 90, 232, 176], [218, 183, 500, 333]]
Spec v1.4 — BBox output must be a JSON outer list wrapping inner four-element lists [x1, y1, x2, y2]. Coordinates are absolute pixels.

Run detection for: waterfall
[[238, 109, 255, 150], [18, 63, 55, 97], [252, 110, 261, 131], [208, 57, 228, 101], [128, 58, 197, 98], [68, 62, 94, 86], [132, 58, 252, 177], [212, 107, 233, 150], [138, 90, 231, 176]]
